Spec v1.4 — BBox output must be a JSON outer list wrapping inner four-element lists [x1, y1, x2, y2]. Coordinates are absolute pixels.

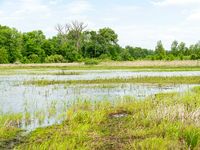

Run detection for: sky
[[0, 0, 200, 49]]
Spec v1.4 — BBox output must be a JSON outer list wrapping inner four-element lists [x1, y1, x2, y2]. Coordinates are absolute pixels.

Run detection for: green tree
[[0, 25, 22, 63], [178, 42, 186, 56], [171, 40, 178, 56], [97, 28, 119, 59], [126, 46, 154, 60], [22, 30, 46, 63], [0, 47, 9, 64], [155, 40, 166, 60]]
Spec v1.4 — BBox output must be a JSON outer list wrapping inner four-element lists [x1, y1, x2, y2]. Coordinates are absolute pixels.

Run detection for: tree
[[97, 28, 119, 59], [171, 40, 178, 56], [177, 42, 186, 56], [22, 30, 46, 63], [98, 28, 118, 45], [56, 21, 87, 53], [126, 46, 154, 60], [82, 28, 120, 60], [155, 40, 166, 60], [193, 41, 200, 59], [0, 47, 9, 64], [0, 25, 22, 63], [82, 31, 99, 58]]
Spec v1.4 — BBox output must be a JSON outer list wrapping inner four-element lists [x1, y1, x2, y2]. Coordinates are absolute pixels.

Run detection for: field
[[1, 61, 200, 149]]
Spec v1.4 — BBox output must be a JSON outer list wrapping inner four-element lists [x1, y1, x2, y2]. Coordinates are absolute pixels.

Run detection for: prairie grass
[[15, 86, 200, 149]]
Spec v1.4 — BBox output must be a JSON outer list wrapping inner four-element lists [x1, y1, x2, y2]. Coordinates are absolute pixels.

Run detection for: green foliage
[[191, 54, 198, 60], [155, 40, 166, 60], [45, 55, 65, 63], [0, 25, 22, 63], [84, 59, 100, 65], [1, 24, 200, 63], [120, 49, 132, 61], [166, 54, 175, 61], [0, 47, 9, 64], [98, 54, 111, 60], [22, 30, 46, 63], [28, 54, 40, 63]]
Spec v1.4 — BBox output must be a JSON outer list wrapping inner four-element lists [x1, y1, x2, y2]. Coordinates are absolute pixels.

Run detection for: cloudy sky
[[0, 0, 200, 49]]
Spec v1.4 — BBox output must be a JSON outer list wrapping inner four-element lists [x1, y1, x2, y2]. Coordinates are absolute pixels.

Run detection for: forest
[[0, 21, 200, 64]]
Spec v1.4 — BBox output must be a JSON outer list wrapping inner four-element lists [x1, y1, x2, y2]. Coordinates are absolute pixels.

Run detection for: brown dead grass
[[100, 60, 200, 67]]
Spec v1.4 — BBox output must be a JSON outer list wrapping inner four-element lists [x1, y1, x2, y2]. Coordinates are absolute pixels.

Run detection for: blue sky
[[0, 0, 200, 49]]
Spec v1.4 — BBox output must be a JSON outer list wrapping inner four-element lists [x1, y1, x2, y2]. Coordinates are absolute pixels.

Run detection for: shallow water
[[0, 69, 200, 131]]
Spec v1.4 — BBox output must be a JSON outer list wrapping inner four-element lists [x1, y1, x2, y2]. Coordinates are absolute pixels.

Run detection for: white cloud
[[49, 0, 62, 5], [152, 0, 200, 6], [187, 10, 200, 22], [0, 0, 200, 49], [67, 0, 93, 14]]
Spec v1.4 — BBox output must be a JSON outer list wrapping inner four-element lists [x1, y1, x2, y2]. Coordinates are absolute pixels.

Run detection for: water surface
[[0, 69, 199, 130]]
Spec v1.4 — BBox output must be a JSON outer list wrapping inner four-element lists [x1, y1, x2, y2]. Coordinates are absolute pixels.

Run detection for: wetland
[[1, 66, 200, 149]]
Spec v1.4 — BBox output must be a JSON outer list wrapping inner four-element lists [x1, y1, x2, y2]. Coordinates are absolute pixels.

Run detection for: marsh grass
[[15, 86, 200, 149], [0, 113, 24, 149], [23, 76, 200, 86]]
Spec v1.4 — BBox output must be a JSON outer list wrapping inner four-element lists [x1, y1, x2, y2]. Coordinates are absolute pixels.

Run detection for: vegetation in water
[[23, 76, 200, 86], [6, 86, 199, 149]]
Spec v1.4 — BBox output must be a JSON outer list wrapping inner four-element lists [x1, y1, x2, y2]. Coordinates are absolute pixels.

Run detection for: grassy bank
[[6, 86, 199, 149], [23, 76, 200, 86], [0, 60, 200, 71]]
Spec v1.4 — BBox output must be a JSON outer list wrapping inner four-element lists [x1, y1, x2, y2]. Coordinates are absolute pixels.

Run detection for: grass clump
[[0, 113, 23, 149]]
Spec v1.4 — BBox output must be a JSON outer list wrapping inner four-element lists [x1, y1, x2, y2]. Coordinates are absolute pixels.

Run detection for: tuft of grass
[[182, 126, 200, 150], [0, 113, 24, 149]]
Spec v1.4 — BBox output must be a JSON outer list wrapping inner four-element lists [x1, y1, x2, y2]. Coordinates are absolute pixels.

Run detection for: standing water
[[0, 69, 200, 131]]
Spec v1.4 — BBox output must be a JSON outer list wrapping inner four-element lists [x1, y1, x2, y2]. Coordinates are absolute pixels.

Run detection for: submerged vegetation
[[23, 76, 200, 86], [0, 86, 199, 149]]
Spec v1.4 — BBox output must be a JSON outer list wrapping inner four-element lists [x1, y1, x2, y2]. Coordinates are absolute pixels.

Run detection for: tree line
[[0, 21, 200, 64]]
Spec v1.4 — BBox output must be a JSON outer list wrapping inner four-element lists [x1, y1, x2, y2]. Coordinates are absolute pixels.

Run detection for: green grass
[[23, 76, 200, 86], [0, 113, 23, 149], [13, 86, 200, 149]]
